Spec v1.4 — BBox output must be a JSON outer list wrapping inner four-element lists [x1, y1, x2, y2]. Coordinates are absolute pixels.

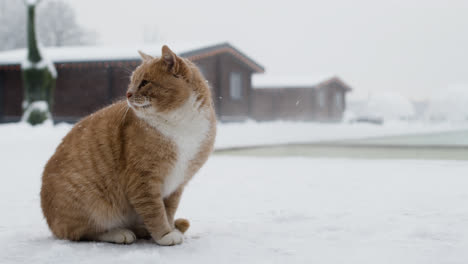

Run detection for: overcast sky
[[62, 0, 468, 100]]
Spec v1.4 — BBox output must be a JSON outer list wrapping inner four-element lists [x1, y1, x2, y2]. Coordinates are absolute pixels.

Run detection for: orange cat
[[40, 45, 216, 246]]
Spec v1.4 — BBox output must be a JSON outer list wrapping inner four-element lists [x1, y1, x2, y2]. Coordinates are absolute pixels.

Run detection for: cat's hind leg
[[93, 228, 136, 244]]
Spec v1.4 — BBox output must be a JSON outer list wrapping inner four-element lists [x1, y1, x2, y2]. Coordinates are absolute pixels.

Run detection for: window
[[317, 89, 326, 108], [335, 92, 343, 109], [230, 72, 242, 100]]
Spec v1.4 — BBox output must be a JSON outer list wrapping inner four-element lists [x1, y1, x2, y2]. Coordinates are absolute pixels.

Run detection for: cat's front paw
[[156, 229, 184, 246]]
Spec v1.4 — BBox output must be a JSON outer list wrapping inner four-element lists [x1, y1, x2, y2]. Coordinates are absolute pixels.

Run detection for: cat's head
[[126, 45, 210, 116]]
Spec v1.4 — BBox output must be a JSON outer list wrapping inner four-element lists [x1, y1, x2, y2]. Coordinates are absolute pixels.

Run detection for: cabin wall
[[0, 68, 22, 122], [319, 81, 346, 121], [107, 61, 141, 103], [0, 58, 224, 123], [0, 57, 348, 123], [250, 84, 347, 122], [53, 65, 109, 120], [217, 53, 252, 122], [277, 88, 315, 121], [0, 71, 3, 119], [193, 56, 219, 114], [250, 88, 277, 121]]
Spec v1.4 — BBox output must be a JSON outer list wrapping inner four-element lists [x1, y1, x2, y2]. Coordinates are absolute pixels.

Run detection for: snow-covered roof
[[0, 42, 210, 64], [252, 74, 336, 89], [0, 42, 265, 72], [26, 0, 39, 6]]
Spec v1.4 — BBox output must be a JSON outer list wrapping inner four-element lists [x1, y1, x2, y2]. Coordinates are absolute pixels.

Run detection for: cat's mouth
[[127, 100, 152, 109], [139, 104, 152, 109]]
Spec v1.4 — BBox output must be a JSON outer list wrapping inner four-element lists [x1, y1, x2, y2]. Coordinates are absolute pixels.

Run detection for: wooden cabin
[[251, 75, 352, 122], [0, 42, 351, 123], [0, 42, 264, 122]]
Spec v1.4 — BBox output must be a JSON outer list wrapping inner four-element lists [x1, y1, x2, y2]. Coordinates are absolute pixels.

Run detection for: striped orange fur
[[40, 45, 216, 246]]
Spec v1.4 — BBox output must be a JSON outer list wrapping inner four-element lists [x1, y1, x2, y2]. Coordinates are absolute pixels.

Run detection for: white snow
[[357, 92, 416, 121], [0, 42, 225, 65], [0, 122, 467, 263], [26, 0, 39, 6], [26, 100, 49, 112], [215, 120, 468, 149], [1, 120, 467, 151], [252, 73, 335, 88], [20, 33, 58, 78], [21, 57, 58, 78], [1, 118, 468, 150], [425, 85, 468, 122], [20, 100, 53, 124], [21, 59, 57, 77]]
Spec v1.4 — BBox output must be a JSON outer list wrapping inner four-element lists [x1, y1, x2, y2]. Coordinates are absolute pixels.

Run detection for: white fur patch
[[134, 93, 210, 198], [90, 206, 142, 233], [96, 228, 136, 244], [156, 229, 184, 246]]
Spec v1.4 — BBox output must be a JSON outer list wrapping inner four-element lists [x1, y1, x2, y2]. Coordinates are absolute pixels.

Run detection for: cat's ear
[[162, 45, 177, 68], [161, 45, 190, 77], [138, 50, 153, 61]]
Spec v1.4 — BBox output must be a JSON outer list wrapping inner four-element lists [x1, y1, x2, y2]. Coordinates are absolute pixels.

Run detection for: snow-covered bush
[[21, 0, 56, 125], [362, 92, 415, 121], [21, 101, 52, 125], [424, 85, 468, 122]]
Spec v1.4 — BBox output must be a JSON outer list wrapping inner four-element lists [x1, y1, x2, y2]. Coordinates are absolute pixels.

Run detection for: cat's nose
[[126, 92, 133, 98]]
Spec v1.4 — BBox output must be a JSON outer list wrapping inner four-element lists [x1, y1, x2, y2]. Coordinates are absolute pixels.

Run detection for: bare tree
[[0, 0, 95, 51], [37, 0, 96, 47], [0, 0, 26, 51], [22, 0, 56, 125]]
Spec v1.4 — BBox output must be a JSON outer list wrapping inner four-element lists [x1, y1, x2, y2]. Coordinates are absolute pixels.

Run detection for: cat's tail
[[174, 218, 190, 234]]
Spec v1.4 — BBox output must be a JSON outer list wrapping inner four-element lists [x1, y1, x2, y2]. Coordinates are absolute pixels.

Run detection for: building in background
[[0, 42, 351, 123], [0, 43, 264, 122], [251, 75, 351, 122]]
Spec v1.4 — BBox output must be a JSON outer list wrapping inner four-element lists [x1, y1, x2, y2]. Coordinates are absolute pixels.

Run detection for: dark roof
[[253, 74, 352, 91], [181, 42, 264, 73], [316, 77, 352, 92]]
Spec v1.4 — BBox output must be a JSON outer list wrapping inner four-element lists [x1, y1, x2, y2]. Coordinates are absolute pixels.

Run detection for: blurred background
[[1, 0, 467, 159], [1, 1, 468, 263]]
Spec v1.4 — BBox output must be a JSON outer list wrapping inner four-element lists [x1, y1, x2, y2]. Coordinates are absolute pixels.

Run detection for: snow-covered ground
[[216, 120, 468, 148], [2, 120, 465, 150], [1, 122, 468, 263]]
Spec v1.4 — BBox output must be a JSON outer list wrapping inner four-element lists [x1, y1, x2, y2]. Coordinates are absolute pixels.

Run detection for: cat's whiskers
[[121, 67, 134, 75], [129, 97, 151, 108], [120, 104, 130, 125]]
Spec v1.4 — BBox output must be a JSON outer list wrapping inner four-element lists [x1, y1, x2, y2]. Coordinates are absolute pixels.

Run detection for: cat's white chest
[[161, 117, 209, 197], [139, 95, 210, 198]]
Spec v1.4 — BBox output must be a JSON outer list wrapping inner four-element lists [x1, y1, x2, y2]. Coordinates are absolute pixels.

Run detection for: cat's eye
[[138, 80, 149, 89]]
